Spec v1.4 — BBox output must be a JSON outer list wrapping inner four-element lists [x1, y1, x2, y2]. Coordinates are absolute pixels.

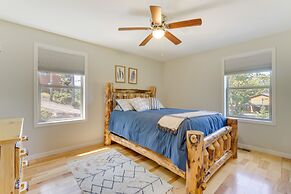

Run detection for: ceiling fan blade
[[118, 27, 151, 31], [150, 6, 162, 25], [167, 18, 202, 29], [164, 31, 182, 45], [139, 33, 153, 46]]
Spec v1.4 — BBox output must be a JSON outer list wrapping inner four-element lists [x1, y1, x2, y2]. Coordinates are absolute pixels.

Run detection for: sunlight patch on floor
[[77, 147, 110, 157]]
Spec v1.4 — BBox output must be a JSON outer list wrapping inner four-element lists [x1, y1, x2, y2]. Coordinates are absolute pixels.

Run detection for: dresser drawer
[[15, 144, 29, 184]]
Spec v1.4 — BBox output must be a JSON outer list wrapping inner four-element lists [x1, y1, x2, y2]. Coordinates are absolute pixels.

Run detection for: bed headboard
[[104, 82, 156, 145]]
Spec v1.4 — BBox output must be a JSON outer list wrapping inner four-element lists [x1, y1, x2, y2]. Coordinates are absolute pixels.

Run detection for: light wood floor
[[24, 143, 291, 194]]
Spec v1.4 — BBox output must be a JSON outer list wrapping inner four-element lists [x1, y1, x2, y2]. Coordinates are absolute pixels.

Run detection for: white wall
[[163, 30, 291, 158], [0, 20, 164, 158]]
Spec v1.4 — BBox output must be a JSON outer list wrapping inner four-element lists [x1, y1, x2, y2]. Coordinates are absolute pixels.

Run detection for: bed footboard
[[186, 130, 205, 194], [186, 118, 238, 194]]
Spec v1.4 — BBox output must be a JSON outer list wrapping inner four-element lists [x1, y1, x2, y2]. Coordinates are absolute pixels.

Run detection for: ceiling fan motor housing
[[151, 15, 167, 30]]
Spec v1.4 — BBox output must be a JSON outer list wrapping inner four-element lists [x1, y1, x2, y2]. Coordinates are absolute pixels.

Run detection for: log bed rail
[[104, 82, 238, 194]]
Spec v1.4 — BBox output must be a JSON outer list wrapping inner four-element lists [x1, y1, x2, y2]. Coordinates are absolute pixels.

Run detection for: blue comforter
[[109, 108, 226, 171]]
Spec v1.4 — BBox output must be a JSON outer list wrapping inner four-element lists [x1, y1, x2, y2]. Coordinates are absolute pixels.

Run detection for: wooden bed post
[[227, 119, 238, 158], [104, 82, 113, 146], [186, 131, 205, 194], [148, 86, 156, 97]]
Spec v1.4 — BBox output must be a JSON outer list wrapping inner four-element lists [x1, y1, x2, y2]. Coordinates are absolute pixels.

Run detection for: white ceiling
[[1, 0, 291, 62]]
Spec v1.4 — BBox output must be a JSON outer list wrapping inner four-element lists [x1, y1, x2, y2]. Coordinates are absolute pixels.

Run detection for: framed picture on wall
[[128, 67, 138, 84], [115, 65, 126, 83]]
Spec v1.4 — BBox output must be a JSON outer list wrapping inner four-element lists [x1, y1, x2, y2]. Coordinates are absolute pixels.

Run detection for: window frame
[[222, 48, 276, 126], [34, 43, 88, 127]]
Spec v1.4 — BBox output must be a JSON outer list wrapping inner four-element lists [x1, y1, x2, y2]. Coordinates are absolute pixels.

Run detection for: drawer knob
[[21, 136, 28, 142], [20, 148, 28, 157], [20, 181, 29, 192], [22, 160, 29, 167]]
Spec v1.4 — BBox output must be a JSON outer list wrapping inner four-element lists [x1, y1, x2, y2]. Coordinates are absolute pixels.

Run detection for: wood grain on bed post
[[104, 82, 113, 146], [186, 131, 205, 194], [227, 118, 238, 158], [148, 86, 156, 97]]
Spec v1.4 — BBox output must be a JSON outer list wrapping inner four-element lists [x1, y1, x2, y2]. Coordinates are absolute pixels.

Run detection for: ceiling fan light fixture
[[118, 5, 202, 46], [152, 29, 165, 39]]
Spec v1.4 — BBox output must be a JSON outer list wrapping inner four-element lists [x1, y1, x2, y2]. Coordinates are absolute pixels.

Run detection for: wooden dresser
[[0, 118, 29, 194]]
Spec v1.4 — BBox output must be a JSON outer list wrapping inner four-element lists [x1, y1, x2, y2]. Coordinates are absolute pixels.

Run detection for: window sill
[[227, 117, 276, 126], [35, 118, 86, 128]]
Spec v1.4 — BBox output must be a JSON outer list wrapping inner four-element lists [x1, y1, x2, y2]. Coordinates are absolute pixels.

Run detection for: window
[[35, 44, 87, 125], [224, 49, 275, 123]]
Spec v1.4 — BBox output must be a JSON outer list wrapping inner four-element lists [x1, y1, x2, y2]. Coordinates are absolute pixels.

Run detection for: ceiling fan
[[118, 5, 202, 46]]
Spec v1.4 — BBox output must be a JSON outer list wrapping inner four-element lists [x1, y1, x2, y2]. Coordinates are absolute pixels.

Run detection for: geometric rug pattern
[[68, 149, 173, 194]]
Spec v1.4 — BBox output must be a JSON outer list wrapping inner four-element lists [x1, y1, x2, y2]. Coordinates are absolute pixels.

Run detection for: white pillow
[[113, 105, 123, 111], [129, 98, 150, 112], [140, 98, 150, 107], [115, 99, 134, 111], [149, 98, 164, 110]]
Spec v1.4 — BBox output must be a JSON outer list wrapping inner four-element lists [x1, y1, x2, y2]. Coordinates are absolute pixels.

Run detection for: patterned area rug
[[68, 149, 173, 194]]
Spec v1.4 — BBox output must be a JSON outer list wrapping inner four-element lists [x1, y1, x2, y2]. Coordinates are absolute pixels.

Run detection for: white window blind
[[223, 49, 275, 124], [224, 50, 272, 75], [38, 47, 85, 75], [35, 44, 87, 126]]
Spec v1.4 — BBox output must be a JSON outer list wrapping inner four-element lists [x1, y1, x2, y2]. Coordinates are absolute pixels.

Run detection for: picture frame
[[115, 65, 126, 83], [128, 67, 138, 84]]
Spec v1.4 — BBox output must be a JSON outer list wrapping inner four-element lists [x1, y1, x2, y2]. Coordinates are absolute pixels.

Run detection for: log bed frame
[[104, 83, 238, 194]]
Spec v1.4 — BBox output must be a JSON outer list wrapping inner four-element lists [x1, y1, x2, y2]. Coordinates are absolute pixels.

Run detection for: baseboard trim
[[27, 141, 291, 161], [238, 143, 291, 159], [27, 139, 101, 160]]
